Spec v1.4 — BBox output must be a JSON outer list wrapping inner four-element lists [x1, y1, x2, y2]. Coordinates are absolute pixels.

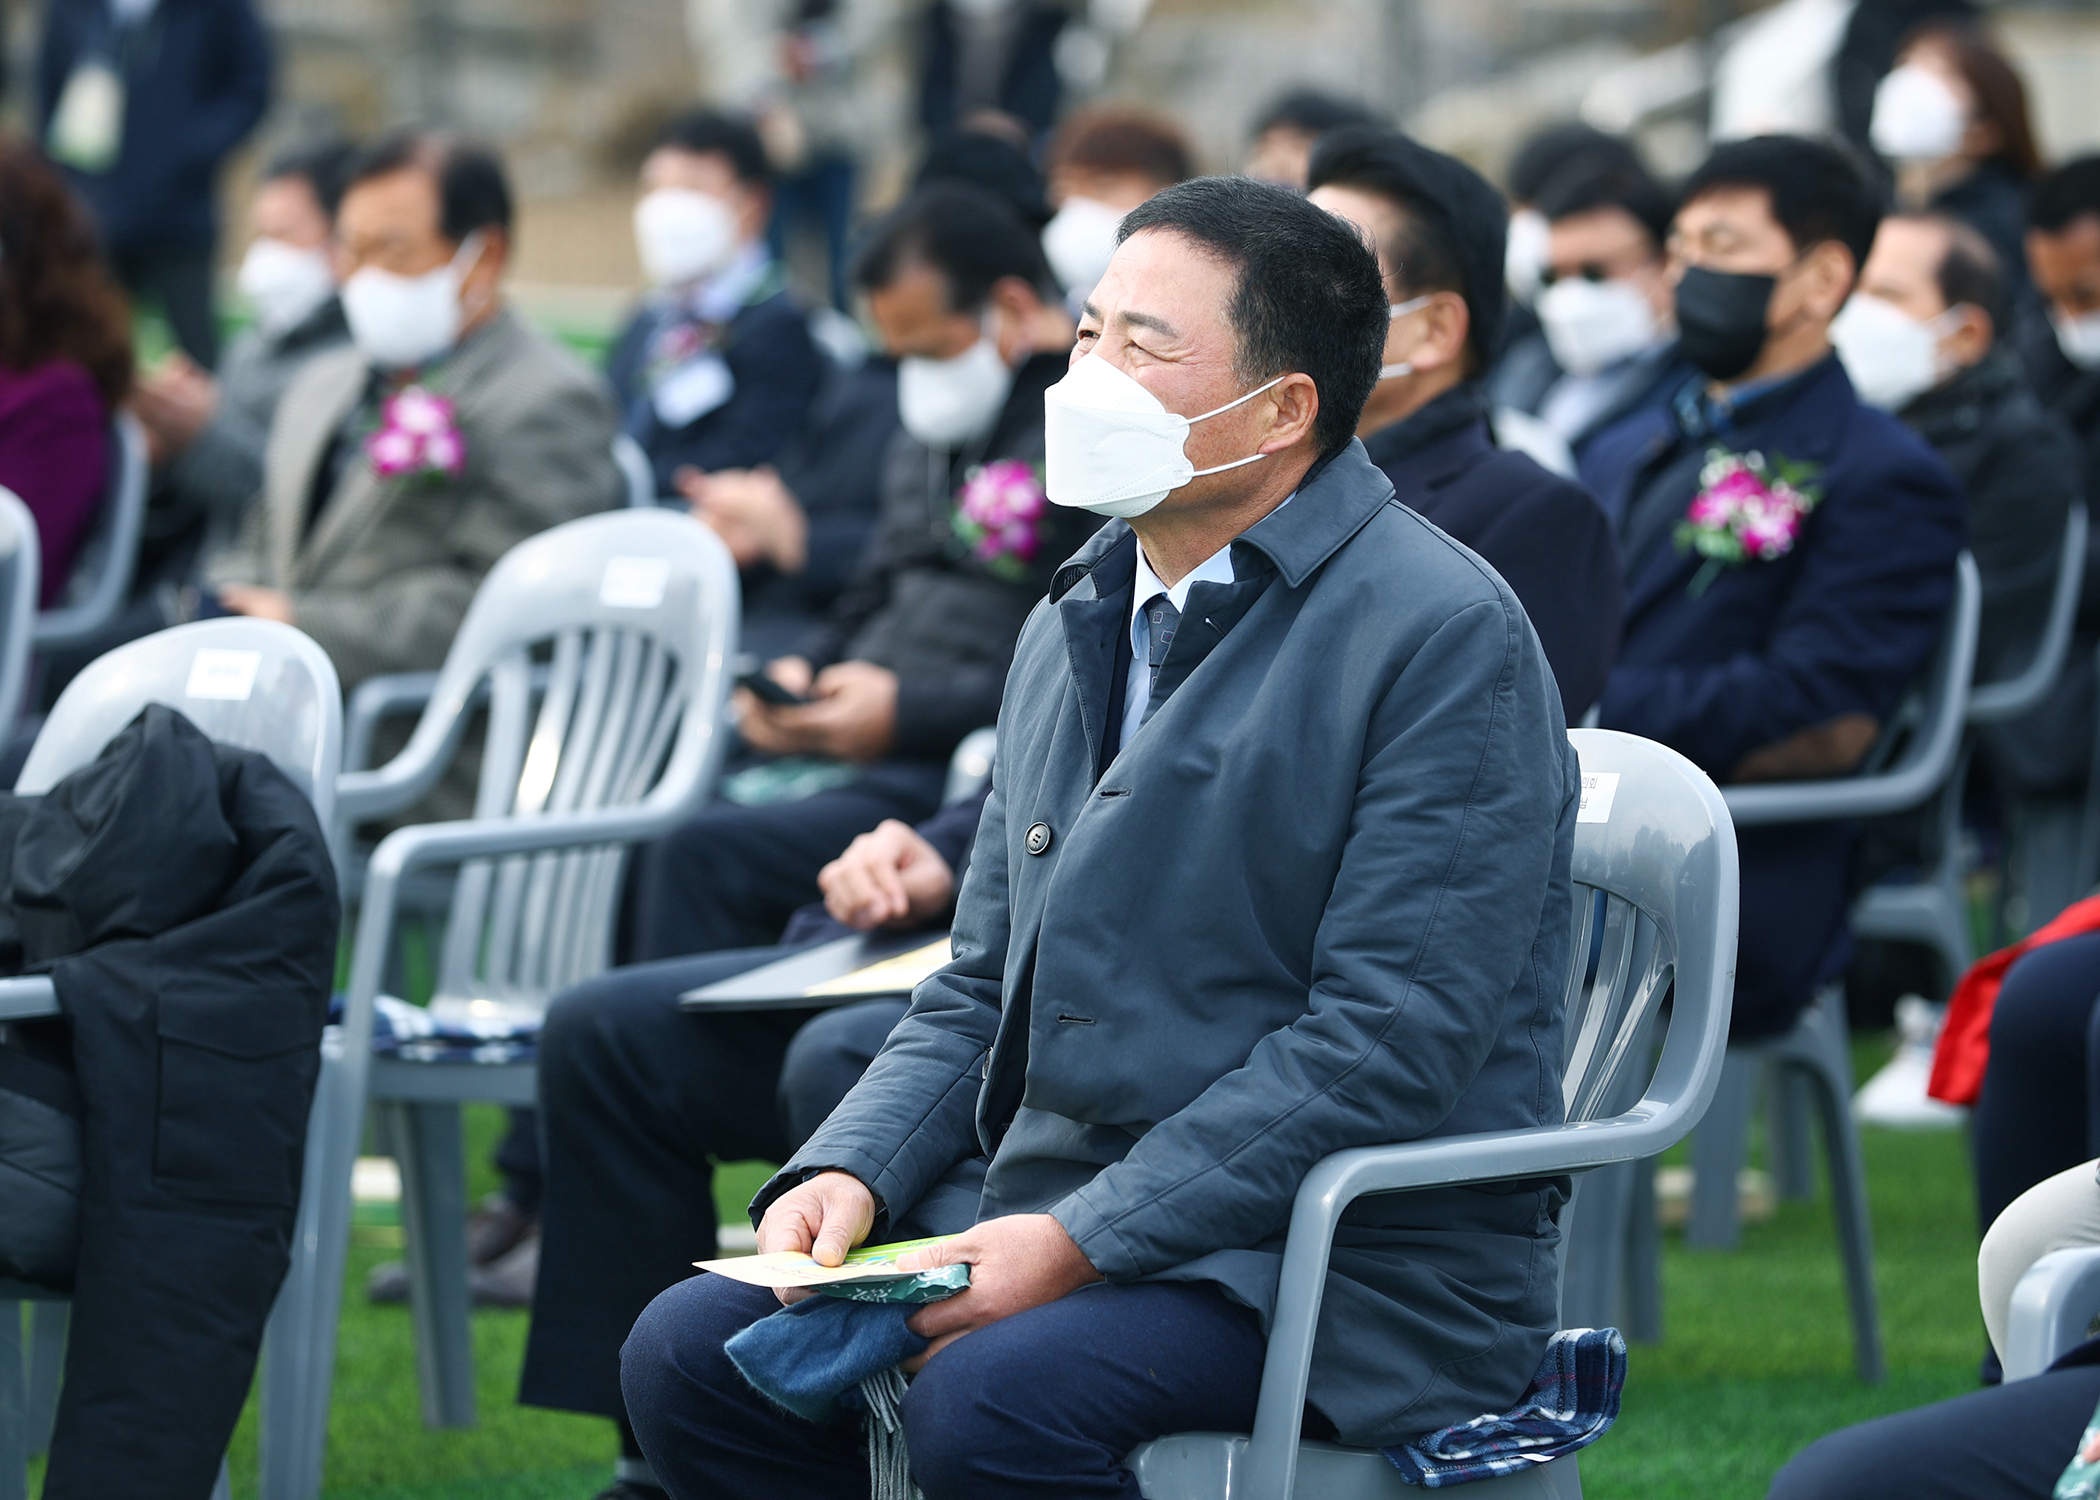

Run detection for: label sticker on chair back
[[1577, 771, 1620, 824], [185, 649, 260, 702], [600, 556, 670, 610]]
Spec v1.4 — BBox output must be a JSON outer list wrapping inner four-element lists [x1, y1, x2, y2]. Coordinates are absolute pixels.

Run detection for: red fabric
[[1929, 893, 2100, 1105]]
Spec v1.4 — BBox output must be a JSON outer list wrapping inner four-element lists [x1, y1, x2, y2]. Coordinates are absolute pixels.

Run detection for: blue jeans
[[622, 1274, 1270, 1499]]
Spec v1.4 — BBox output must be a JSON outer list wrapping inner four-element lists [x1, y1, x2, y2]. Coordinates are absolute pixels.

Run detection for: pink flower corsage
[[951, 459, 1047, 582], [365, 385, 467, 482], [1675, 447, 1823, 597]]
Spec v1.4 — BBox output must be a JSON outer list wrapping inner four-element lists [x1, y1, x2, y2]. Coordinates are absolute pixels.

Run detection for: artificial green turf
[[184, 1040, 1989, 1500]]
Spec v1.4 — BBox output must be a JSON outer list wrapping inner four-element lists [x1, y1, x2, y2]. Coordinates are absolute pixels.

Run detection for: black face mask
[[1674, 265, 1776, 382]]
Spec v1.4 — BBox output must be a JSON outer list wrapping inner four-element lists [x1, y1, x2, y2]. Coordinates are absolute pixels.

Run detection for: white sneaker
[[1854, 995, 1967, 1128]]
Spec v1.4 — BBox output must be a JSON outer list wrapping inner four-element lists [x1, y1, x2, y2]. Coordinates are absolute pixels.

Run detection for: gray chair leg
[[212, 1456, 233, 1500], [261, 1041, 361, 1500], [25, 1301, 63, 1457], [1623, 1155, 1663, 1345], [1768, 1063, 1817, 1204], [1789, 991, 1885, 1383], [1687, 1050, 1758, 1249], [1559, 1162, 1630, 1333], [0, 1303, 25, 1500], [392, 1098, 477, 1428]]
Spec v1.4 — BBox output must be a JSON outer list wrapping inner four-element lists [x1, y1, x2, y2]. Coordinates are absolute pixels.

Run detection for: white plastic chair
[[615, 433, 660, 509], [0, 491, 43, 747], [33, 414, 148, 652], [1125, 729, 1740, 1500], [1667, 552, 1980, 1386], [0, 617, 342, 1500], [259, 509, 739, 1500], [1853, 504, 2088, 982], [2006, 1245, 2100, 1380]]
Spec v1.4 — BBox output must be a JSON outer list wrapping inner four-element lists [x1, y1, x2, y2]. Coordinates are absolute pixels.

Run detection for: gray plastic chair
[[1125, 728, 1741, 1500], [260, 509, 739, 1500], [0, 490, 43, 747], [615, 433, 660, 509], [1671, 552, 1980, 1385], [942, 727, 997, 806], [0, 617, 342, 1500], [2005, 1245, 2100, 1380], [34, 414, 148, 651], [1853, 506, 2087, 982]]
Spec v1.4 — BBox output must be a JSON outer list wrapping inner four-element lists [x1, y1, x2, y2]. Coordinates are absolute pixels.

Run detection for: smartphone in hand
[[735, 669, 812, 708]]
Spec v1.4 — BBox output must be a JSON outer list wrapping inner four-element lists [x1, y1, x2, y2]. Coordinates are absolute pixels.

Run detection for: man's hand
[[677, 464, 809, 574], [896, 1215, 1102, 1367], [736, 660, 898, 762], [218, 584, 296, 624], [754, 1169, 877, 1306], [129, 354, 220, 463], [820, 820, 956, 930]]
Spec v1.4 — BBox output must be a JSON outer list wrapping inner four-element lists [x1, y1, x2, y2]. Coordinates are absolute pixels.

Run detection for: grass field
[[157, 1035, 1990, 1500]]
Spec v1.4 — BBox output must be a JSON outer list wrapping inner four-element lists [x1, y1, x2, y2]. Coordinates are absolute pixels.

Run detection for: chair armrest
[[1969, 502, 2087, 726], [1723, 775, 1948, 825], [342, 672, 442, 776], [2006, 1246, 2100, 1380], [0, 976, 58, 1020]]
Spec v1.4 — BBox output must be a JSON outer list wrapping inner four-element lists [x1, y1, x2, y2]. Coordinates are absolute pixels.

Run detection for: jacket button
[[1024, 821, 1053, 855]]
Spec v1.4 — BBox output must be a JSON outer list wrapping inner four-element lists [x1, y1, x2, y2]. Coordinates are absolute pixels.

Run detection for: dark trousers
[[1766, 1363, 2100, 1499], [111, 241, 219, 369], [622, 1275, 1268, 1500], [622, 764, 946, 963], [1973, 930, 2100, 1232]]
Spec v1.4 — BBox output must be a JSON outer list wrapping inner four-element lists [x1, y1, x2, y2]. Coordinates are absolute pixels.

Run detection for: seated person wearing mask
[[622, 175, 1579, 1500], [612, 109, 823, 500], [205, 130, 623, 694], [1039, 106, 1192, 312], [1487, 160, 1695, 475], [623, 182, 1093, 963], [1831, 211, 2076, 693], [1588, 136, 1967, 1041], [132, 139, 355, 579], [1307, 126, 1622, 720], [521, 793, 984, 1500]]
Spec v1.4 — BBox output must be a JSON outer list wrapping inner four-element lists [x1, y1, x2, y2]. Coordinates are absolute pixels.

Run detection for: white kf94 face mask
[[237, 238, 337, 338], [898, 330, 1014, 450], [1043, 353, 1284, 519], [634, 188, 739, 289], [1830, 292, 1957, 411], [342, 232, 486, 371], [1536, 276, 1661, 378]]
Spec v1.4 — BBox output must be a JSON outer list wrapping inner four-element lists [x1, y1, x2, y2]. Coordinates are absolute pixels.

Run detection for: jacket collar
[[1358, 382, 1489, 475], [1050, 437, 1395, 603], [1901, 346, 2019, 439]]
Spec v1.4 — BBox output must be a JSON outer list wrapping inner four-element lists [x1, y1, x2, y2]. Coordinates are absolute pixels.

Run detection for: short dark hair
[[913, 128, 1049, 228], [655, 107, 772, 187], [1047, 107, 1193, 191], [344, 130, 513, 244], [1117, 176, 1388, 457], [261, 138, 357, 221], [1252, 87, 1383, 141], [853, 181, 1055, 313], [2031, 157, 2100, 234], [1896, 210, 2007, 330], [1534, 163, 1672, 253], [1507, 122, 1643, 207], [1680, 135, 1881, 278], [1307, 126, 1509, 374]]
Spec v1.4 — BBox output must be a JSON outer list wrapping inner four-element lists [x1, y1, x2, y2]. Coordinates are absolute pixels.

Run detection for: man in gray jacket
[[622, 176, 1579, 1500]]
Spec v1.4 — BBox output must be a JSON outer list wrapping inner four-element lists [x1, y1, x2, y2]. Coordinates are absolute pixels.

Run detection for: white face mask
[[1044, 352, 1283, 519], [1505, 209, 1551, 306], [1535, 275, 1662, 378], [634, 188, 740, 289], [2053, 306, 2100, 371], [1041, 196, 1125, 303], [1831, 293, 1958, 411], [1378, 295, 1434, 381], [237, 237, 336, 338], [898, 330, 1014, 449], [1870, 64, 1968, 164], [341, 232, 486, 371]]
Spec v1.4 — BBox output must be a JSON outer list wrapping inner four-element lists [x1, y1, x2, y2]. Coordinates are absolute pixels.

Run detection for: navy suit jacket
[[608, 287, 824, 495], [1595, 356, 1967, 1036]]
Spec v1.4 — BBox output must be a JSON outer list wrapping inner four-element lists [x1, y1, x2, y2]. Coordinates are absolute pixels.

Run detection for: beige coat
[[208, 306, 623, 690]]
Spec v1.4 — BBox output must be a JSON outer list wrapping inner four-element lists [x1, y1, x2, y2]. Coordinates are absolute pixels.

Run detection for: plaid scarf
[[1382, 1327, 1627, 1487]]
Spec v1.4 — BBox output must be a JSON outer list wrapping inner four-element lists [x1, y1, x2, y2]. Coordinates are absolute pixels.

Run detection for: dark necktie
[[1143, 593, 1179, 695]]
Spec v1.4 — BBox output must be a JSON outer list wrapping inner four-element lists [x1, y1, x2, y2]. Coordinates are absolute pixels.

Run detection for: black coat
[[36, 0, 271, 251], [0, 705, 337, 1498], [607, 286, 825, 495], [1592, 357, 1967, 1037], [1362, 384, 1622, 720], [919, 0, 1065, 139]]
